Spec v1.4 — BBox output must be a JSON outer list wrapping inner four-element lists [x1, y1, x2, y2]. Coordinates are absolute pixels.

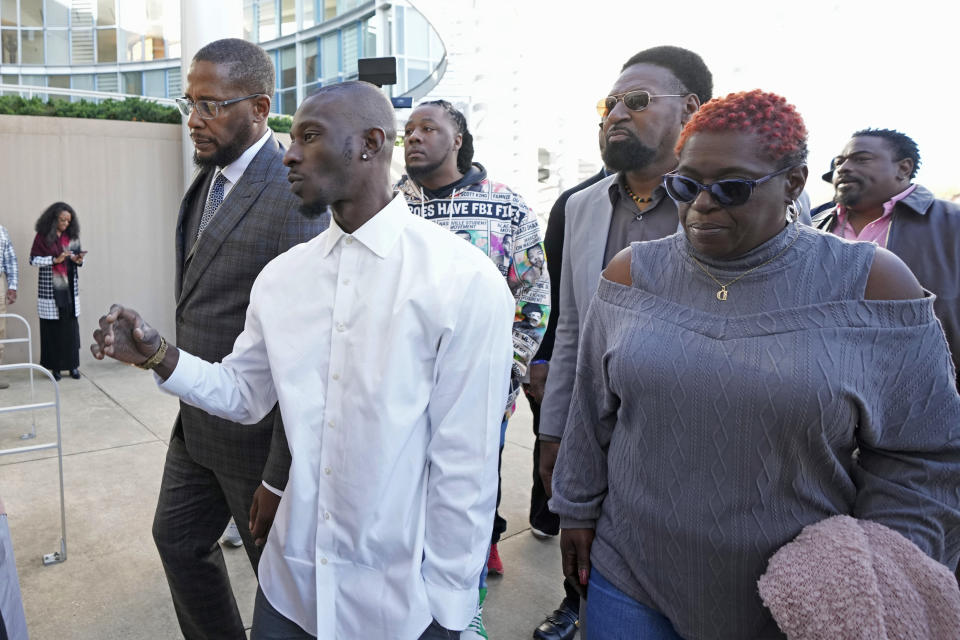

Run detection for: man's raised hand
[[91, 304, 162, 366]]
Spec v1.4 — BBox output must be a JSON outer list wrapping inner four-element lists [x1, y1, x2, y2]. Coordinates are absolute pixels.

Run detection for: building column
[[178, 0, 244, 191]]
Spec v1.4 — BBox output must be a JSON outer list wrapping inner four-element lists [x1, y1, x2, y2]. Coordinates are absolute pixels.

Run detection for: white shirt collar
[[320, 193, 412, 259], [218, 128, 273, 186]]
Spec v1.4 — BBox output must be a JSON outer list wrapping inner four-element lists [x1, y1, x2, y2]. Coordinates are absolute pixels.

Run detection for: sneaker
[[487, 543, 504, 575], [461, 588, 488, 640], [530, 526, 556, 540], [219, 519, 243, 548]]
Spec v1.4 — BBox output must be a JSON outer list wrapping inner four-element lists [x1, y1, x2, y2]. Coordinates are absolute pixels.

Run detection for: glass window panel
[[1, 0, 16, 27], [405, 8, 429, 59], [280, 45, 295, 88], [71, 74, 94, 90], [20, 29, 43, 64], [429, 25, 442, 58], [46, 29, 68, 64], [305, 80, 321, 98], [47, 74, 69, 100], [21, 74, 43, 86], [363, 18, 376, 57], [98, 0, 117, 26], [242, 0, 254, 41], [71, 29, 95, 63], [143, 69, 164, 97], [71, 73, 94, 102], [258, 0, 276, 42], [96, 72, 118, 93], [320, 32, 339, 82], [407, 58, 429, 89], [302, 38, 318, 83], [167, 70, 181, 98], [395, 6, 403, 54], [121, 28, 143, 61], [395, 57, 404, 92], [122, 70, 142, 95], [280, 0, 295, 36], [1, 29, 16, 63], [2, 73, 18, 96], [302, 0, 315, 29], [21, 0, 42, 27], [342, 25, 358, 76], [280, 87, 296, 115], [323, 0, 336, 20], [46, 0, 70, 27], [97, 27, 117, 62]]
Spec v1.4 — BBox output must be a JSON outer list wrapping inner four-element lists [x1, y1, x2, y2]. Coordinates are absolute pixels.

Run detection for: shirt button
[[343, 278, 350, 285], [345, 237, 354, 245], [320, 557, 328, 565], [328, 420, 335, 429], [324, 512, 331, 520], [324, 467, 332, 475], [336, 322, 345, 332], [332, 373, 340, 381]]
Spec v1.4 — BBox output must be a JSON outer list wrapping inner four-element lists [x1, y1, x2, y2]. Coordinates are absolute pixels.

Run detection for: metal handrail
[[0, 363, 66, 565], [0, 314, 37, 440]]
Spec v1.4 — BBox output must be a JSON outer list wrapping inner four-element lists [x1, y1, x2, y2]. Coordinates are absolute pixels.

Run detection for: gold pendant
[[716, 287, 728, 301]]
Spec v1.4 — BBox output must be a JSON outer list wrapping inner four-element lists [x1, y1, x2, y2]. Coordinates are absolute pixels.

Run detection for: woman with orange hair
[[550, 90, 960, 639]]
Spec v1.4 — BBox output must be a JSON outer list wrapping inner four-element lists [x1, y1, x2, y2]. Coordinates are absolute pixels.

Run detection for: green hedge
[[0, 94, 295, 132]]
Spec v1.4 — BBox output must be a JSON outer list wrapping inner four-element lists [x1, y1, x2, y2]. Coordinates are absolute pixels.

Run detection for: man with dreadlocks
[[814, 128, 960, 387], [397, 100, 549, 639]]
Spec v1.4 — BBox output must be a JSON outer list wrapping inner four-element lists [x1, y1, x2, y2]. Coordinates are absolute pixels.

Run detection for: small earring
[[361, 153, 368, 160]]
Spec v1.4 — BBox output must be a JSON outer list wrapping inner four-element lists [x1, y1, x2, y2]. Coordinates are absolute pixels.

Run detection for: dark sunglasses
[[596, 90, 686, 118], [662, 165, 795, 207]]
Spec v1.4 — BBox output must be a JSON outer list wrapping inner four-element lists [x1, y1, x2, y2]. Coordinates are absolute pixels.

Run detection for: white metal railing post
[[0, 363, 67, 565], [0, 314, 37, 439]]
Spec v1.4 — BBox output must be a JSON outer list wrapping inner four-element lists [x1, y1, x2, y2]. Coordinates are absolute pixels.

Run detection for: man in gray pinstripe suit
[[157, 38, 328, 639]]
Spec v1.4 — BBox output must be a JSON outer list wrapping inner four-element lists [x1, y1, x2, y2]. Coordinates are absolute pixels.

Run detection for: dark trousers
[[251, 587, 461, 639], [38, 316, 79, 371], [153, 434, 263, 640], [528, 395, 581, 612]]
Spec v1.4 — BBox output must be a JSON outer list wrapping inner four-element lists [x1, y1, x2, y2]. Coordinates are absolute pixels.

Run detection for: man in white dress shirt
[[91, 81, 514, 640]]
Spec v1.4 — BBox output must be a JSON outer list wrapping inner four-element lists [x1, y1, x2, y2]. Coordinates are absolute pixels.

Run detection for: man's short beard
[[299, 199, 329, 220], [834, 190, 859, 208], [406, 159, 445, 182], [193, 120, 255, 169], [602, 138, 658, 173]]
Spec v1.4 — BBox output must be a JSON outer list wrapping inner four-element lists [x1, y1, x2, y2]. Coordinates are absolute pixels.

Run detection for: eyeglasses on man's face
[[596, 90, 686, 118], [175, 93, 262, 120], [662, 166, 796, 207]]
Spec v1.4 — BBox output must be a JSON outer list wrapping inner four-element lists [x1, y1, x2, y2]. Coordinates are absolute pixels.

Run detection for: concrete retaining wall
[[0, 114, 183, 366]]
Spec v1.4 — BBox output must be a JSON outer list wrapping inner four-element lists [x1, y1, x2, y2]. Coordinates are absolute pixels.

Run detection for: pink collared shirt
[[833, 184, 916, 247]]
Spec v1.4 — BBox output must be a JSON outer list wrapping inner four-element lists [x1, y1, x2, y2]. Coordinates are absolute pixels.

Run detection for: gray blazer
[[174, 133, 329, 486], [540, 173, 620, 440]]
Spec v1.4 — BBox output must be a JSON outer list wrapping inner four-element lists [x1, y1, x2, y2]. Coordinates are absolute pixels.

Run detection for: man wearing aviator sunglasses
[[534, 45, 712, 640], [156, 38, 328, 640]]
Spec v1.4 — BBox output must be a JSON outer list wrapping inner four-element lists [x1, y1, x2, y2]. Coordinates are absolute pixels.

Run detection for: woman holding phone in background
[[30, 202, 85, 380]]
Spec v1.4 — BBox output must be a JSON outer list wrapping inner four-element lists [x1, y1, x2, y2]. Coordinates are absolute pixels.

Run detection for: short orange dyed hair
[[676, 89, 808, 167]]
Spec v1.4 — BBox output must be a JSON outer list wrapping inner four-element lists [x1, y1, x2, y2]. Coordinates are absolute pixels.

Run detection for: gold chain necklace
[[688, 226, 800, 301]]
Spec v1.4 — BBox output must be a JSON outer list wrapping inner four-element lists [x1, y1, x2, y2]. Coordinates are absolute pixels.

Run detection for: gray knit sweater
[[550, 223, 960, 640]]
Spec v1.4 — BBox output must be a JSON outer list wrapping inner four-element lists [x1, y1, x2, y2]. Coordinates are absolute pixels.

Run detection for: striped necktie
[[197, 171, 227, 239]]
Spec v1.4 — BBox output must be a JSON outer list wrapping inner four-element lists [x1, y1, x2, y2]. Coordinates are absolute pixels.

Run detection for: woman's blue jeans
[[586, 570, 683, 639]]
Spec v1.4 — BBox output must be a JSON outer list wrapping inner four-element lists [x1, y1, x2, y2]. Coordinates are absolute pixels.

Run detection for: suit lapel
[[175, 169, 214, 301], [580, 173, 617, 306], [178, 135, 282, 304]]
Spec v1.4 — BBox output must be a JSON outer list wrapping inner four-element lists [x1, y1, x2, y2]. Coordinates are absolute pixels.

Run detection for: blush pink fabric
[[758, 515, 960, 640]]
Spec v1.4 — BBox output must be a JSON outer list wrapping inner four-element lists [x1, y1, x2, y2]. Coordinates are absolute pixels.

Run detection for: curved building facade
[[0, 0, 445, 114]]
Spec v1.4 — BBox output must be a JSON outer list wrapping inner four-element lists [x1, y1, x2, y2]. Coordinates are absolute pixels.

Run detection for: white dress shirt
[[161, 194, 514, 638]]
